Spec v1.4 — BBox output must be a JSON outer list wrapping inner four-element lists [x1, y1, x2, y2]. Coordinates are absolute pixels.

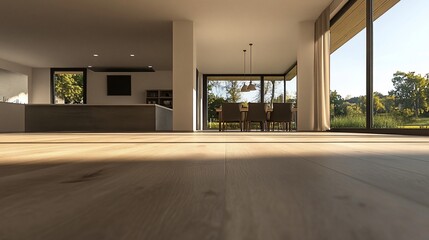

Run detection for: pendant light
[[241, 49, 249, 92], [247, 43, 257, 91]]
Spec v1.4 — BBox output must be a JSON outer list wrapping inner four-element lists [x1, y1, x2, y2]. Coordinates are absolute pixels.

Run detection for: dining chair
[[268, 102, 293, 131], [246, 103, 268, 131], [221, 103, 243, 131]]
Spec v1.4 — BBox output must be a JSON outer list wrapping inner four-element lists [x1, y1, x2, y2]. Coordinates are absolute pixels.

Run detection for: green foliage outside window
[[54, 73, 84, 104], [331, 71, 429, 128]]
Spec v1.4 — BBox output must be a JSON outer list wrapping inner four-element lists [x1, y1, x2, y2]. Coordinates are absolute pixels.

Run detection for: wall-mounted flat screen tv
[[107, 75, 131, 95]]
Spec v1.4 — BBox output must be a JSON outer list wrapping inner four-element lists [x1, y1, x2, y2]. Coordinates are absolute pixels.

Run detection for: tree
[[226, 81, 242, 103], [346, 103, 363, 116], [373, 92, 386, 114], [357, 95, 366, 114], [390, 71, 429, 117], [54, 73, 84, 104], [207, 81, 226, 120], [274, 94, 284, 103], [330, 90, 346, 116], [208, 94, 226, 121], [264, 80, 280, 105], [382, 95, 396, 113], [347, 96, 360, 104], [269, 80, 276, 105]]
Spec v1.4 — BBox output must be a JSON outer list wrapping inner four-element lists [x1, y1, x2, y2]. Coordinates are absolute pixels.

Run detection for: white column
[[173, 21, 197, 131], [297, 21, 315, 131]]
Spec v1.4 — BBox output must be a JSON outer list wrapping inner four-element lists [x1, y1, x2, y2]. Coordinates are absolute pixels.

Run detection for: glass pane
[[330, 0, 366, 128], [373, 0, 429, 129], [286, 76, 297, 104], [0, 68, 28, 104], [264, 80, 285, 105], [207, 77, 261, 129], [54, 72, 84, 104]]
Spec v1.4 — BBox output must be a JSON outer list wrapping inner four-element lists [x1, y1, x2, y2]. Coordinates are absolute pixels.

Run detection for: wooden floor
[[1, 132, 429, 240]]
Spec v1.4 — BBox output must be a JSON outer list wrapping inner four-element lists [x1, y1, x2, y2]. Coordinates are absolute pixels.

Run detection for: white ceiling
[[0, 0, 332, 74]]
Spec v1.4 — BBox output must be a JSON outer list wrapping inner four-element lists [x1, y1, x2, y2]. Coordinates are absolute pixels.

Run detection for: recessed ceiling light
[[148, 65, 153, 68], [130, 54, 135, 57], [88, 65, 92, 68], [93, 54, 99, 57]]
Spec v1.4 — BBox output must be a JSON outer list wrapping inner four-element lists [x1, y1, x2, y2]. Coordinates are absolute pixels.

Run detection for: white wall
[[0, 58, 32, 77], [29, 69, 172, 105], [87, 71, 172, 104], [31, 68, 51, 103], [297, 21, 316, 131], [0, 102, 25, 132]]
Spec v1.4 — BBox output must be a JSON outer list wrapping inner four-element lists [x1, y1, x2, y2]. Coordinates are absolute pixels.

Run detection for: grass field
[[331, 115, 429, 129], [402, 117, 429, 128], [208, 116, 429, 130]]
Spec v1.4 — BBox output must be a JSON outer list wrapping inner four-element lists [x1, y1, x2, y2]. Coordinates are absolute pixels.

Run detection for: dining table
[[215, 106, 297, 131]]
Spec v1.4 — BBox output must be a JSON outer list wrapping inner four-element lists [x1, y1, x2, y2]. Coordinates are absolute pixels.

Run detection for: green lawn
[[209, 116, 429, 130], [401, 117, 429, 128], [331, 115, 429, 129]]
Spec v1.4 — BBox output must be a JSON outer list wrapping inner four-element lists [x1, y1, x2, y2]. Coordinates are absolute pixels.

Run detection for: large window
[[330, 0, 427, 132], [204, 72, 295, 130], [206, 76, 261, 129], [0, 68, 28, 104], [51, 68, 87, 104], [330, 0, 367, 128], [373, 0, 429, 129]]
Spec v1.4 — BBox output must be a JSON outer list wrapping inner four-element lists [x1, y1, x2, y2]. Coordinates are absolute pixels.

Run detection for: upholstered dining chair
[[246, 103, 268, 131], [221, 103, 243, 131], [268, 102, 293, 131]]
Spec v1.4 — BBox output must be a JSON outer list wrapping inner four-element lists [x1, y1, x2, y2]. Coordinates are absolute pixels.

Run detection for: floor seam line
[[301, 156, 429, 209]]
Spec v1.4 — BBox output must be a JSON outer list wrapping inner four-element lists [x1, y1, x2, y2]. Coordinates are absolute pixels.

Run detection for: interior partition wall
[[330, 0, 429, 135]]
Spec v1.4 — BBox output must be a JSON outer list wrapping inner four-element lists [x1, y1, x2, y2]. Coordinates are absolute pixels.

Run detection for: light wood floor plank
[[0, 132, 429, 239], [224, 143, 429, 240], [299, 143, 429, 206], [0, 142, 226, 240]]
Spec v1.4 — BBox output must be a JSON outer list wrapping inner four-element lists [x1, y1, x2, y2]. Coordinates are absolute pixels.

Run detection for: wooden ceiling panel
[[330, 0, 400, 53]]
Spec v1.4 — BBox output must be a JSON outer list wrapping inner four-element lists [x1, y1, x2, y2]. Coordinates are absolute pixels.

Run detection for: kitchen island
[[25, 104, 172, 132], [0, 102, 172, 132]]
